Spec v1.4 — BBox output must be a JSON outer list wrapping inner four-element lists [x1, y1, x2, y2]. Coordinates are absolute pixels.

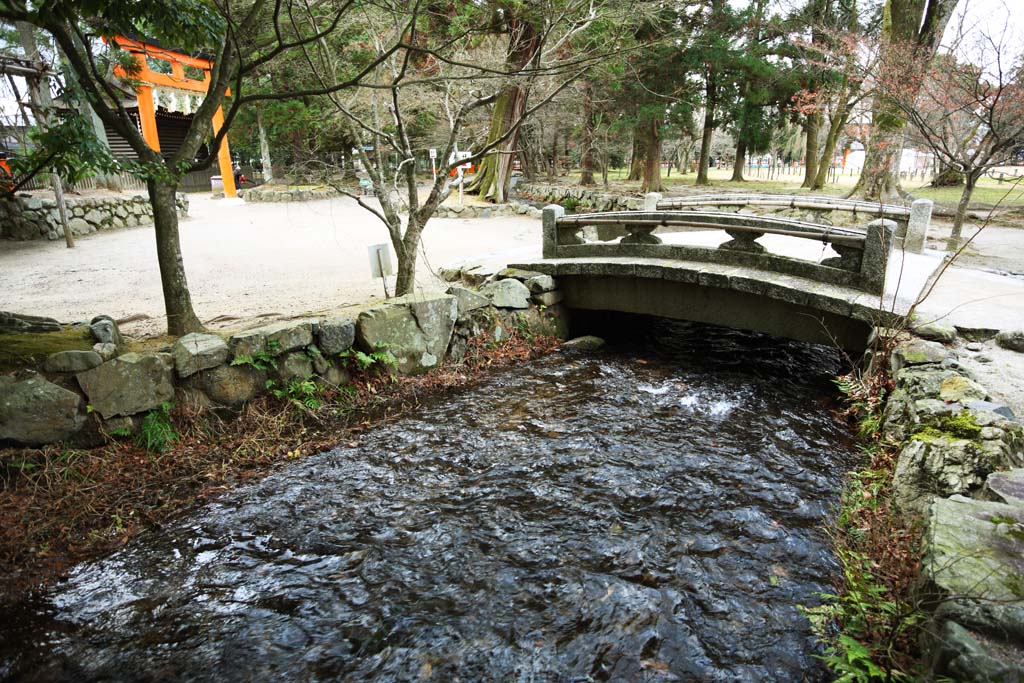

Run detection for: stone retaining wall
[[515, 183, 642, 213], [433, 202, 541, 219], [880, 337, 1024, 680], [241, 187, 342, 202], [0, 271, 568, 450], [0, 193, 189, 241]]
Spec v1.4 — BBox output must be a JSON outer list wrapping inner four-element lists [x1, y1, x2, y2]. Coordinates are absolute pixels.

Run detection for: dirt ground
[[2, 189, 1023, 413], [0, 193, 541, 338]]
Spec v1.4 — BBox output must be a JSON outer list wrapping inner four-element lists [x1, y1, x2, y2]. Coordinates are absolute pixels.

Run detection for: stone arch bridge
[[509, 197, 945, 351]]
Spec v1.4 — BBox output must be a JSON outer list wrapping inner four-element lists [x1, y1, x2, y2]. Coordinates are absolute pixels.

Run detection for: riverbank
[[820, 333, 1024, 681], [0, 327, 560, 600]]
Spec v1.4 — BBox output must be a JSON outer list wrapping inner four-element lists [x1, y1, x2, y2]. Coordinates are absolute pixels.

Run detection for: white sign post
[[368, 243, 394, 298], [429, 148, 437, 183]]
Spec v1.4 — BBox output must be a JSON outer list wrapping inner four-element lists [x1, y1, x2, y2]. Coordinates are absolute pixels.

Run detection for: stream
[[1, 317, 856, 682]]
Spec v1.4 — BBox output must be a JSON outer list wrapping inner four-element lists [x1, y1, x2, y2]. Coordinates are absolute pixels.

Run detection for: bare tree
[[300, 0, 630, 295], [887, 19, 1024, 249]]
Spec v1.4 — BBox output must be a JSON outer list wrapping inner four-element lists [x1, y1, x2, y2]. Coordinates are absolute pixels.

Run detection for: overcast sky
[[945, 0, 1023, 45]]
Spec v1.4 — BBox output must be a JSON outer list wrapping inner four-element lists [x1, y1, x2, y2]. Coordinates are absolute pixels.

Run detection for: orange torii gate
[[110, 36, 236, 198]]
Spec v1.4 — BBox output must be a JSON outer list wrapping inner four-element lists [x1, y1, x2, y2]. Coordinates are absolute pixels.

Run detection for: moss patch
[[0, 328, 94, 373], [910, 411, 983, 443]]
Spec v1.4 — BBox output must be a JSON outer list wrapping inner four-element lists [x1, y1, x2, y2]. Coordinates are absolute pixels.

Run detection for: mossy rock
[[0, 327, 94, 373]]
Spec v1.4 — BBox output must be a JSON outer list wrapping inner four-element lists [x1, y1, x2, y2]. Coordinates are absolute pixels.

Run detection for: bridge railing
[[653, 193, 934, 254], [542, 204, 895, 295]]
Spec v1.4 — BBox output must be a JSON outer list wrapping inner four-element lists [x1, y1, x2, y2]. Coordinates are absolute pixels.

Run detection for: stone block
[[889, 338, 952, 373], [480, 279, 531, 309], [44, 350, 103, 373], [532, 291, 564, 307], [76, 352, 174, 418], [197, 364, 267, 406], [89, 315, 123, 347], [356, 293, 458, 374], [525, 274, 557, 293], [276, 352, 315, 383], [317, 318, 356, 355], [939, 375, 987, 403], [231, 320, 313, 357], [0, 374, 84, 445], [446, 286, 491, 315], [172, 333, 229, 378]]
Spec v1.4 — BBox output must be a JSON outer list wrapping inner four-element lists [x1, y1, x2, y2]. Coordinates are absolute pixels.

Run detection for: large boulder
[[0, 374, 84, 445], [172, 333, 229, 378], [480, 279, 531, 309], [230, 320, 313, 357], [317, 318, 356, 355], [76, 352, 174, 419], [357, 294, 458, 374]]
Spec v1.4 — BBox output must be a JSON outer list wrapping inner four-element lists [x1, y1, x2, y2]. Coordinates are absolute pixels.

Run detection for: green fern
[[135, 402, 178, 453]]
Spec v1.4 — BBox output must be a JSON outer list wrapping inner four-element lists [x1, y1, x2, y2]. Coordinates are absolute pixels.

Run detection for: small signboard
[[368, 244, 393, 278], [429, 148, 437, 159]]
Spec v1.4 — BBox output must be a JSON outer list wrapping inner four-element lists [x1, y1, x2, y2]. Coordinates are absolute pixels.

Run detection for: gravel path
[[0, 194, 541, 337]]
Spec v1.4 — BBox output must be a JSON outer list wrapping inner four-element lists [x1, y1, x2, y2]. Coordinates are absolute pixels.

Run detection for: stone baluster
[[719, 229, 766, 253], [643, 192, 662, 211], [621, 223, 663, 244], [904, 199, 933, 253]]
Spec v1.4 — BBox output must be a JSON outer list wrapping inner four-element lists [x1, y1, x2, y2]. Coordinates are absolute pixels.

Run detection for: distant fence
[[14, 165, 264, 194]]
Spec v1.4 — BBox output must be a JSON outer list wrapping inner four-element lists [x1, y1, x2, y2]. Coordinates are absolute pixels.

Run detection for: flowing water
[[2, 318, 856, 682]]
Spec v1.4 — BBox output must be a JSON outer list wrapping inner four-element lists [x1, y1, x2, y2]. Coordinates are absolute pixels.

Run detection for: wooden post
[[212, 106, 236, 198]]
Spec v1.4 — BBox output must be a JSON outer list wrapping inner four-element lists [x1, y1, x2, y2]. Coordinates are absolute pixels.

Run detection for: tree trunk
[[853, 122, 902, 201], [812, 107, 848, 190], [579, 81, 597, 186], [470, 17, 539, 202], [149, 177, 204, 335], [394, 218, 423, 296], [947, 171, 977, 251], [627, 123, 646, 181], [468, 84, 527, 202], [257, 109, 273, 182], [547, 125, 558, 182], [730, 138, 747, 182], [641, 116, 664, 193], [696, 75, 717, 186], [802, 113, 820, 188], [638, 116, 663, 192]]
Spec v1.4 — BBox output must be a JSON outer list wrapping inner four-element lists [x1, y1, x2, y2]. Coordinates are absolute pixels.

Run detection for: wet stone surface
[[1, 320, 855, 682]]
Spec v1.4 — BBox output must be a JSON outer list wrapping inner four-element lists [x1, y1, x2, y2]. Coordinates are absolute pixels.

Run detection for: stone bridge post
[[905, 199, 933, 254], [542, 204, 567, 258], [863, 218, 896, 294], [644, 192, 662, 212]]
